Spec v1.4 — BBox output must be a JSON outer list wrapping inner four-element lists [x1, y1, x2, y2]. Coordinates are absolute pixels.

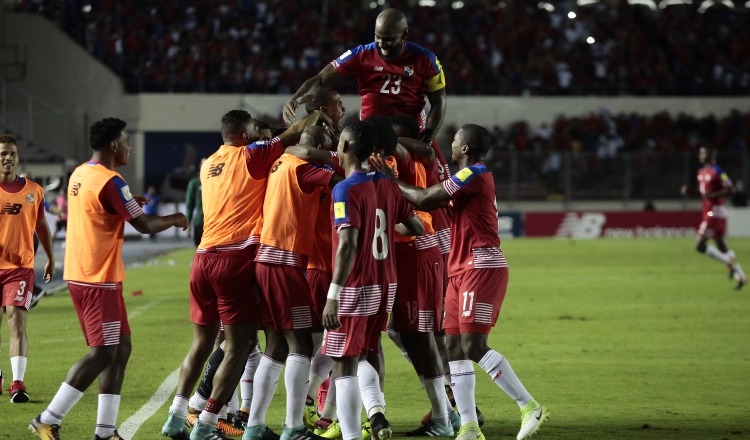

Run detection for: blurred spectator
[[732, 178, 748, 207], [143, 185, 162, 241], [19, 0, 750, 96]]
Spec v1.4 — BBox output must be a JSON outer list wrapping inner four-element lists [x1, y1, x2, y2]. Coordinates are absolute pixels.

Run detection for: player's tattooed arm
[[322, 227, 359, 331], [398, 137, 435, 166], [371, 156, 451, 209], [284, 64, 345, 124]]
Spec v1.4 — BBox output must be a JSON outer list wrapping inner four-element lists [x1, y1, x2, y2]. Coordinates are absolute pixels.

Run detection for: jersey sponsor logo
[[373, 66, 384, 72], [0, 203, 22, 215], [208, 162, 225, 178], [71, 182, 81, 196], [455, 168, 473, 182], [26, 193, 34, 203], [120, 185, 133, 201], [554, 213, 606, 239], [403, 65, 414, 76], [334, 202, 346, 219]]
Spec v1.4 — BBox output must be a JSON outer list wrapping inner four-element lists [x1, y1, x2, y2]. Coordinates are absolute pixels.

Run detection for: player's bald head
[[458, 124, 492, 156], [300, 126, 333, 151], [376, 8, 408, 33]]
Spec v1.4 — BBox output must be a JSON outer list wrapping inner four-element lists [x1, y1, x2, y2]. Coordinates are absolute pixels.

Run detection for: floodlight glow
[[628, 0, 658, 9], [568, 11, 577, 18], [452, 1, 465, 8], [538, 2, 556, 11], [587, 36, 595, 44], [419, 0, 436, 6]]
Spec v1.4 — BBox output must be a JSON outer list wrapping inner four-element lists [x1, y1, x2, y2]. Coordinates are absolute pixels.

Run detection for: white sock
[[241, 351, 261, 409], [705, 245, 731, 264], [189, 392, 208, 412], [307, 347, 333, 405], [41, 382, 84, 425], [10, 356, 27, 381], [285, 354, 312, 428], [198, 409, 219, 427], [387, 330, 412, 364], [94, 394, 121, 437], [248, 355, 283, 426], [170, 394, 190, 418], [335, 376, 362, 440], [425, 376, 449, 428], [449, 360, 478, 425], [227, 387, 239, 416], [312, 332, 325, 359], [478, 350, 532, 408], [727, 249, 747, 281], [358, 360, 385, 418], [320, 380, 337, 420]]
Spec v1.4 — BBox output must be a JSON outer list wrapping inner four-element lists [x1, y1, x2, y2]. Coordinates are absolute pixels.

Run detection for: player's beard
[[378, 43, 403, 62]]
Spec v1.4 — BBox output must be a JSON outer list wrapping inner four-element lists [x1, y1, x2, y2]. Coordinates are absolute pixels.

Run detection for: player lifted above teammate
[[283, 8, 446, 146], [373, 124, 548, 440], [0, 134, 55, 403], [31, 118, 188, 440], [681, 146, 747, 289]]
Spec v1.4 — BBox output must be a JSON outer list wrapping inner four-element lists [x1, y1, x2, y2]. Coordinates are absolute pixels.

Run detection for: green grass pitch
[[1, 238, 749, 439]]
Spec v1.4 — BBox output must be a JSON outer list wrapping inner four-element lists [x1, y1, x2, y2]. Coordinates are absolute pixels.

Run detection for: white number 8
[[372, 208, 389, 260]]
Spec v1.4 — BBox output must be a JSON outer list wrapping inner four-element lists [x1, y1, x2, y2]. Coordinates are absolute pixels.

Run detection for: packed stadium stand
[[18, 0, 750, 95]]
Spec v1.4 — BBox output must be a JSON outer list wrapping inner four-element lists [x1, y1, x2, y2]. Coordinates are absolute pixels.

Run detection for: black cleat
[[92, 430, 127, 439], [29, 415, 61, 440], [369, 412, 393, 440]]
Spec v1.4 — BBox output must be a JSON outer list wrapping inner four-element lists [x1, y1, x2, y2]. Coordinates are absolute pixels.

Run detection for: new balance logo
[[554, 212, 606, 239], [0, 203, 22, 215], [208, 163, 225, 177]]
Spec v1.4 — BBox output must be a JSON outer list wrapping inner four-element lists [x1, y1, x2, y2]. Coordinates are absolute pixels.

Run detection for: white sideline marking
[[118, 367, 180, 439], [128, 299, 162, 320]]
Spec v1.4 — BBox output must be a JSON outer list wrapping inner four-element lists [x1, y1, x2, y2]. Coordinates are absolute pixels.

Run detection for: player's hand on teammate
[[283, 95, 315, 125], [322, 299, 342, 330], [43, 260, 55, 283], [370, 155, 397, 180], [133, 194, 152, 207]]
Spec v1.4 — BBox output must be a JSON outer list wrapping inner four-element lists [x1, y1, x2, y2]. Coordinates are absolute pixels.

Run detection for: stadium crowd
[[18, 0, 750, 95]]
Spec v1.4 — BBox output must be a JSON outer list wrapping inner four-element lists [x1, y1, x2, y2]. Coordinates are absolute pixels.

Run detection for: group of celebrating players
[[1, 5, 740, 440]]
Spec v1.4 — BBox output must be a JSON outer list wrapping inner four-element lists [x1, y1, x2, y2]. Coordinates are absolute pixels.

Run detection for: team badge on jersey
[[26, 193, 34, 203], [403, 65, 414, 77]]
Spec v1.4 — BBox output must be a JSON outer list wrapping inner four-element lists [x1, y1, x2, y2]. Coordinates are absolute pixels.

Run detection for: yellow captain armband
[[424, 59, 446, 92]]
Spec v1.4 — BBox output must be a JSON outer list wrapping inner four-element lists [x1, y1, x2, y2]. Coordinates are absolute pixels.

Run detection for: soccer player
[[373, 124, 548, 440], [246, 125, 341, 440], [681, 146, 747, 289], [162, 110, 328, 440], [322, 120, 424, 440], [283, 8, 446, 148], [0, 134, 55, 403], [185, 159, 205, 247], [30, 118, 188, 440]]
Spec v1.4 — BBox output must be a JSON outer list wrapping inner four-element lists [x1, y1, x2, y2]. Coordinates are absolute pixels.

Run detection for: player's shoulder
[[336, 43, 378, 62], [403, 41, 438, 60], [712, 164, 726, 175], [332, 171, 374, 198], [454, 163, 490, 181]]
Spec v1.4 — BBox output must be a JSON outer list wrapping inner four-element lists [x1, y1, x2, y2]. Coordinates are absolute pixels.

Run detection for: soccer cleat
[[403, 420, 454, 437], [313, 418, 334, 435], [317, 420, 342, 439], [728, 263, 735, 280], [279, 425, 328, 440], [361, 422, 372, 440], [242, 424, 281, 440], [303, 404, 320, 431], [186, 406, 201, 429], [9, 379, 29, 403], [317, 378, 330, 414], [92, 430, 126, 439], [450, 411, 461, 432], [517, 400, 548, 440], [232, 409, 250, 430], [420, 408, 478, 430], [190, 420, 232, 440], [29, 415, 61, 440], [736, 275, 749, 291], [216, 418, 244, 437], [476, 407, 485, 427], [162, 411, 190, 439], [369, 412, 392, 440], [454, 422, 484, 440]]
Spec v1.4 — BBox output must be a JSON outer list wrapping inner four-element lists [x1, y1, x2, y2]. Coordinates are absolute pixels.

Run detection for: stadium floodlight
[[658, 0, 693, 8], [378, 0, 385, 4], [418, 0, 436, 5], [568, 11, 577, 18], [82, 3, 92, 12], [538, 2, 556, 11], [628, 0, 658, 8], [452, 1, 465, 8], [370, 1, 377, 8], [587, 36, 596, 44], [498, 1, 507, 7], [577, 0, 599, 6], [698, 0, 734, 12]]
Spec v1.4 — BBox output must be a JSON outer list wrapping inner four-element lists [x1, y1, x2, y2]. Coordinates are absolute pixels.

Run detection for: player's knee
[[90, 345, 119, 365], [460, 337, 488, 363]]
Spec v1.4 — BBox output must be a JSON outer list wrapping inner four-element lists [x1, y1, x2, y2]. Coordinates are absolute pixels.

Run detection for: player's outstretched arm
[[130, 212, 188, 235], [396, 215, 425, 237], [278, 111, 334, 147], [322, 227, 359, 331], [285, 146, 335, 167], [371, 156, 451, 209], [398, 137, 435, 166], [423, 88, 447, 146], [35, 217, 55, 282], [283, 65, 345, 124]]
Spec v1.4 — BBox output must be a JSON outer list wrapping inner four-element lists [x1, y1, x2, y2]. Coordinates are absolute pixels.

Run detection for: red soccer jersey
[[332, 171, 416, 314], [697, 164, 732, 219], [442, 163, 507, 277], [331, 41, 446, 127]]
